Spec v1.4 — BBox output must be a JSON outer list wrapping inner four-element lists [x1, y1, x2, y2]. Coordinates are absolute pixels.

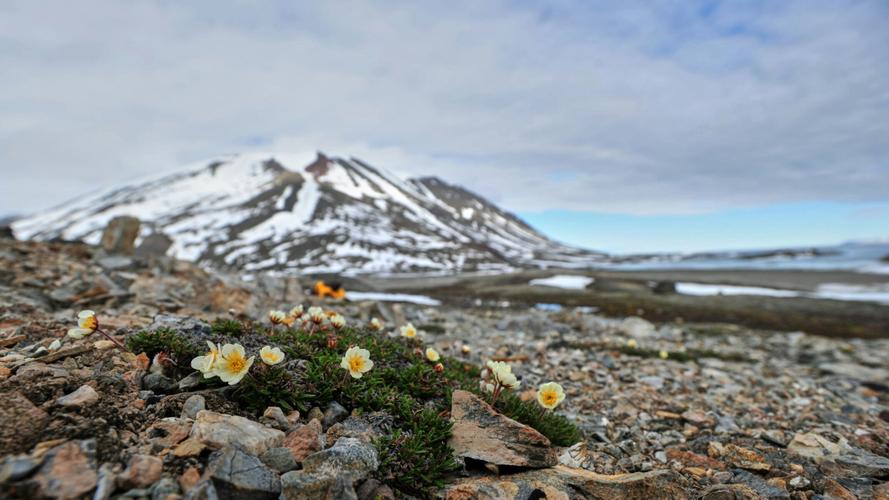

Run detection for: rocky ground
[[1, 237, 889, 499]]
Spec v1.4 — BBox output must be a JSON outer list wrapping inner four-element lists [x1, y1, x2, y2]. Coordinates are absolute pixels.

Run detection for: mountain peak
[[13, 153, 602, 274]]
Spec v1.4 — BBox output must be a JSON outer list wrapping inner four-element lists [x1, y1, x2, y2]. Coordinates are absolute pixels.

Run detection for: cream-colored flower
[[67, 310, 98, 339], [260, 346, 285, 366], [486, 360, 520, 389], [289, 304, 304, 319], [659, 350, 669, 359], [330, 314, 346, 330], [307, 306, 325, 324], [213, 343, 254, 385], [425, 347, 440, 362], [480, 380, 495, 393], [190, 341, 220, 378], [461, 344, 471, 354], [368, 318, 383, 331], [268, 310, 288, 325], [537, 382, 566, 410], [340, 346, 374, 379], [626, 339, 638, 349], [400, 323, 417, 339]]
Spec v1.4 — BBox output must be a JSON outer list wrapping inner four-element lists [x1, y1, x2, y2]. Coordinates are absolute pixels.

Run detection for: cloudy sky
[[2, 0, 888, 252]]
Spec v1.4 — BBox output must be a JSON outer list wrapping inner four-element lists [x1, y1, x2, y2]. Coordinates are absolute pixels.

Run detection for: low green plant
[[125, 328, 201, 366], [210, 318, 245, 336], [128, 320, 581, 495], [375, 408, 459, 491], [484, 390, 581, 446]]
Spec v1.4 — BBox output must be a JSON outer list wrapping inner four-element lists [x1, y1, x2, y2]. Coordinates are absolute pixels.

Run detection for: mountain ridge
[[12, 152, 604, 274]]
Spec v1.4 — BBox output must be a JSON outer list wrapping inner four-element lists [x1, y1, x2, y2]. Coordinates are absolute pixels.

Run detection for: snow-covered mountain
[[13, 152, 603, 274]]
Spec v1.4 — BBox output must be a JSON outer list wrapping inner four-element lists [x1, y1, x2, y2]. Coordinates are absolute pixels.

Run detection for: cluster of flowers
[[66, 309, 563, 411], [191, 342, 285, 385], [481, 360, 566, 410]]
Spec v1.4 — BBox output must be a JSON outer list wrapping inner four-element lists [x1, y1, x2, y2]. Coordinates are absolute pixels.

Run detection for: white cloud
[[0, 0, 887, 217]]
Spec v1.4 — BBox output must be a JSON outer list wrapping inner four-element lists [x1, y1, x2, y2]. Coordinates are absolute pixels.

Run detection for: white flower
[[67, 310, 98, 339], [213, 343, 254, 385], [536, 382, 566, 410], [260, 346, 285, 366], [340, 346, 374, 379], [480, 380, 495, 393], [289, 304, 304, 319], [626, 339, 638, 349], [425, 347, 440, 362], [307, 306, 325, 324], [486, 360, 520, 389], [400, 323, 417, 339], [368, 318, 383, 331], [190, 341, 220, 378], [330, 314, 346, 330], [268, 310, 288, 325]]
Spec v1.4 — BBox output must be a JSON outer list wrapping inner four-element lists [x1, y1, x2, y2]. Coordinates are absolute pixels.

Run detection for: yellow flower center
[[227, 353, 246, 372], [542, 390, 558, 406], [349, 356, 365, 372], [265, 353, 279, 363], [83, 316, 98, 330]]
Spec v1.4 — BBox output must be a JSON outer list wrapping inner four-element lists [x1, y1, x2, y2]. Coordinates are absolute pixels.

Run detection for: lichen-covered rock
[[279, 438, 379, 500], [441, 466, 687, 500], [302, 437, 378, 476], [325, 411, 393, 445], [448, 390, 557, 468], [205, 446, 281, 500], [190, 411, 284, 456], [260, 447, 298, 473], [280, 471, 358, 500]]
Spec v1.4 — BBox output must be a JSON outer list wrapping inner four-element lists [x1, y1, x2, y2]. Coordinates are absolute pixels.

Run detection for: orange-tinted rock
[[448, 390, 557, 468], [283, 419, 324, 463], [31, 440, 97, 500]]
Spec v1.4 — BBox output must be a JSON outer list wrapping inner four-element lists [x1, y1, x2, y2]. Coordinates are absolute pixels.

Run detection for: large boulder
[[441, 466, 687, 500], [100, 215, 141, 255], [448, 390, 557, 468], [190, 411, 285, 456]]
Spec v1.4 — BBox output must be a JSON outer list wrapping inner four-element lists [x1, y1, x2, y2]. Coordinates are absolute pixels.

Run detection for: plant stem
[[96, 328, 130, 352]]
